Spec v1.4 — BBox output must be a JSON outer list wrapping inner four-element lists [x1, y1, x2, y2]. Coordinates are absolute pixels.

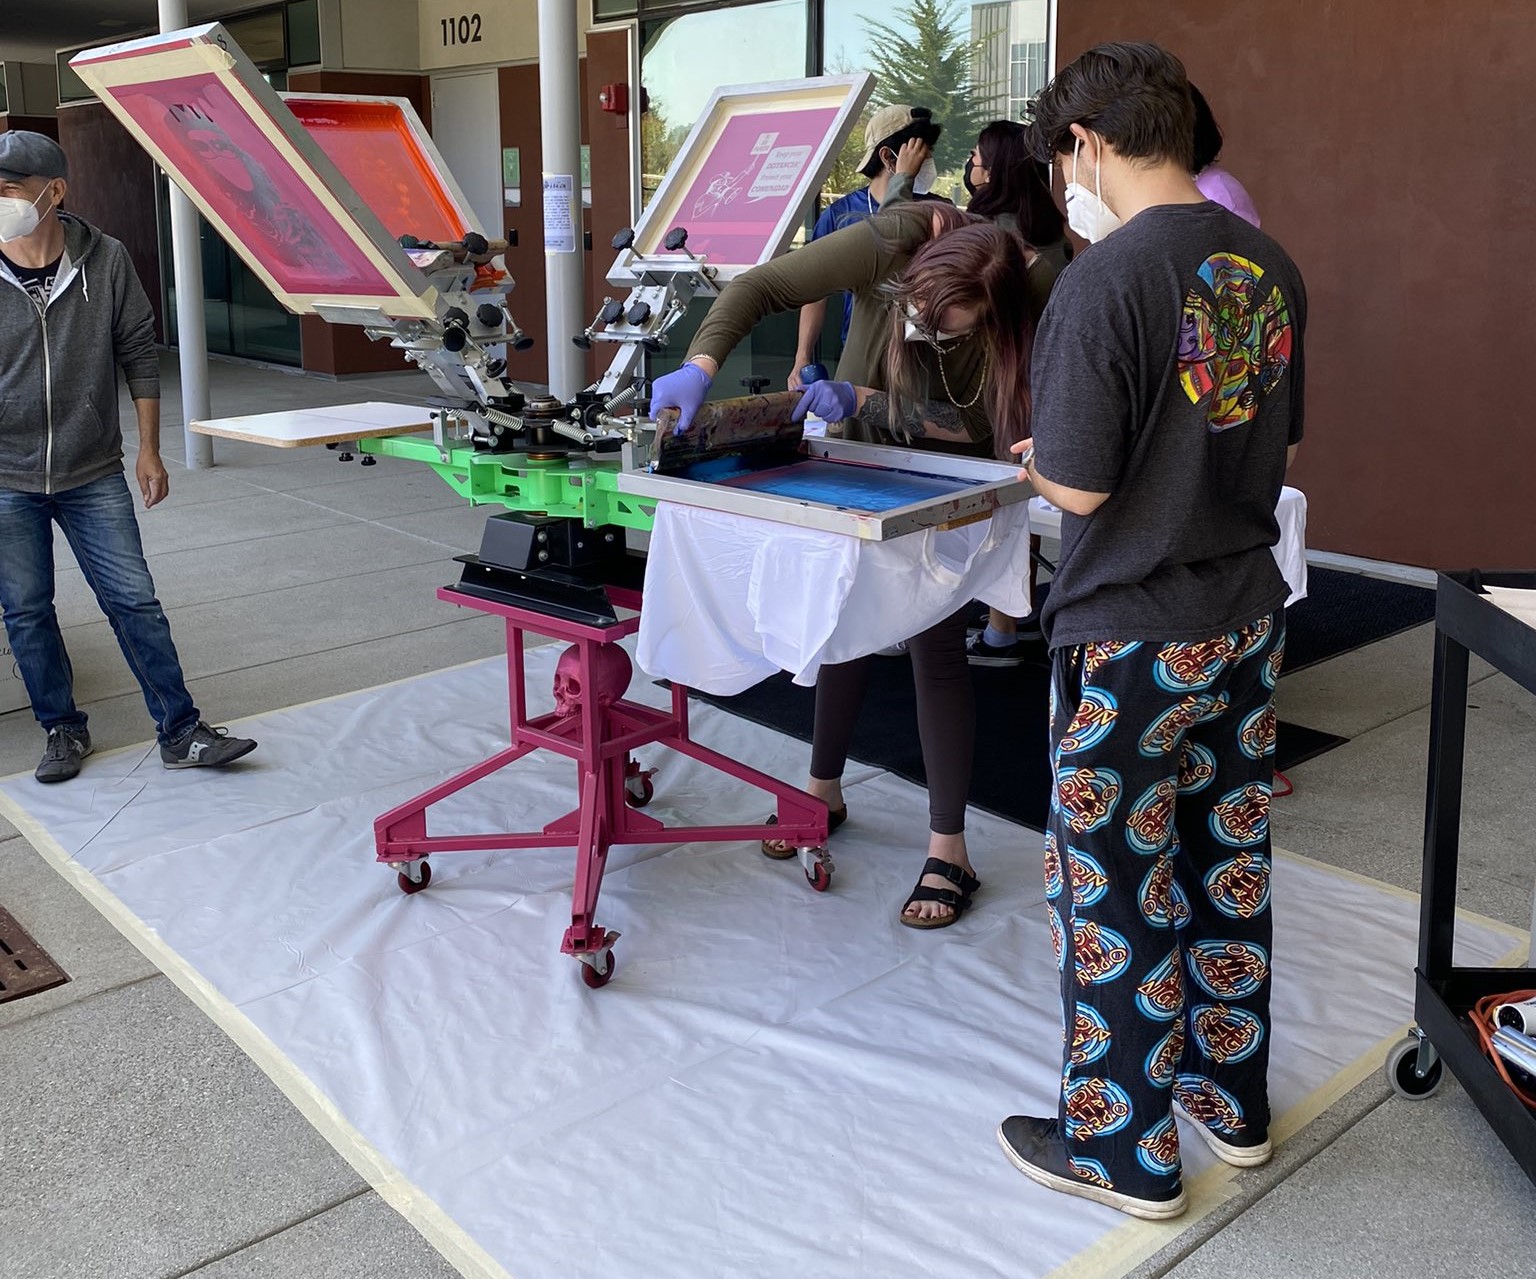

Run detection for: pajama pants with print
[[1044, 611, 1284, 1199]]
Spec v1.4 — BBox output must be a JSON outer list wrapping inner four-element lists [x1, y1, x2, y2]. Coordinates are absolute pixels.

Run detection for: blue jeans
[[0, 471, 199, 744]]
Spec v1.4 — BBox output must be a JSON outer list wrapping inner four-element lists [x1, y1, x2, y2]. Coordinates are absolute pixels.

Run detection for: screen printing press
[[76, 26, 1034, 985], [184, 389, 1033, 985]]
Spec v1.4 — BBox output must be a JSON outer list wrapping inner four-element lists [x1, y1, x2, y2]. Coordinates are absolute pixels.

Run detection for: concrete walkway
[[1, 356, 1532, 1279]]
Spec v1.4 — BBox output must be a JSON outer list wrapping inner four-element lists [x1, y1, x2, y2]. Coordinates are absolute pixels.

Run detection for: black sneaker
[[161, 721, 258, 770], [969, 609, 1044, 641], [965, 631, 1028, 668], [1173, 1099, 1273, 1167], [996, 1115, 1187, 1220], [36, 726, 92, 784]]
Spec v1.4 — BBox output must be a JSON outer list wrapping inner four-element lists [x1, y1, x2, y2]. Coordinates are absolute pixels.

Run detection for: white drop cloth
[[638, 501, 1034, 695], [1029, 485, 1310, 607], [0, 652, 1518, 1279]]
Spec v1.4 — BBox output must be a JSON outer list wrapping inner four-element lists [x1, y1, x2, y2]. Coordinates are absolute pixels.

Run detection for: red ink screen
[[287, 98, 468, 245], [657, 107, 839, 264], [113, 73, 395, 297]]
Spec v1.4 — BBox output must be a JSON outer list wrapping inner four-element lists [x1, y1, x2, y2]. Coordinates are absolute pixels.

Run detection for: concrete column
[[158, 0, 214, 468], [538, 0, 586, 399]]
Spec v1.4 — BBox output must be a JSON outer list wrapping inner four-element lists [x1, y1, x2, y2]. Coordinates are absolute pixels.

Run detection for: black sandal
[[760, 806, 847, 859], [899, 857, 980, 929]]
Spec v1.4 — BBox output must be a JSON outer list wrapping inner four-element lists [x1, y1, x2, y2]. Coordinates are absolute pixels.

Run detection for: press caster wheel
[[805, 856, 833, 893], [625, 778, 655, 808], [581, 949, 617, 989], [397, 861, 432, 895], [1386, 1034, 1443, 1099]]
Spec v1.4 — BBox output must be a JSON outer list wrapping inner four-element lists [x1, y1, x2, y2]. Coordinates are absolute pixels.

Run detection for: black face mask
[[962, 155, 980, 197]]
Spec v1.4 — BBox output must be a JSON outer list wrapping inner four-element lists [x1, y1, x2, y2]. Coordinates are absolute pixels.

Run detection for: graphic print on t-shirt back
[[1177, 252, 1293, 431]]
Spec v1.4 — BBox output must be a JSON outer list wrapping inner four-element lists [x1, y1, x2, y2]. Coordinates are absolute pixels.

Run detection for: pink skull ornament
[[553, 643, 633, 717]]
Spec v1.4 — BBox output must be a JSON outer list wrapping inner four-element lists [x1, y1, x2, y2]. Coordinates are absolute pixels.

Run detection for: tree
[[639, 93, 690, 205], [820, 52, 878, 202], [861, 0, 987, 178]]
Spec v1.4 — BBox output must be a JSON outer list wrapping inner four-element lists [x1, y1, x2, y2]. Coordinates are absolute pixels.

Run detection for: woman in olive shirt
[[649, 204, 1035, 927], [890, 120, 1069, 663]]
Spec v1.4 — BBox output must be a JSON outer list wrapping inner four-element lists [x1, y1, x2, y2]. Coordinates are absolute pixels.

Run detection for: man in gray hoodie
[[0, 131, 256, 783]]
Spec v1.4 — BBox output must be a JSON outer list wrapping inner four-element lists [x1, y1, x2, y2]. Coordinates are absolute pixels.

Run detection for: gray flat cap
[[0, 131, 69, 182]]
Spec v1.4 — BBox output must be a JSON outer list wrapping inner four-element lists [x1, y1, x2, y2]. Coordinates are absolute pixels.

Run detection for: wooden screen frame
[[72, 24, 438, 320], [608, 72, 874, 286]]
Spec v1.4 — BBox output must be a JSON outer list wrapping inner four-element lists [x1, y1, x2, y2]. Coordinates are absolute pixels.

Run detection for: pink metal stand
[[373, 585, 831, 987]]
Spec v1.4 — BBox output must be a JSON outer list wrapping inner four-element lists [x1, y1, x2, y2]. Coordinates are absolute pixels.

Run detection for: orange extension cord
[[1470, 989, 1536, 1110]]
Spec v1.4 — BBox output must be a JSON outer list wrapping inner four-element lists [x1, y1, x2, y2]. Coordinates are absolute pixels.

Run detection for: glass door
[[639, 1, 810, 392], [155, 58, 303, 366], [157, 172, 302, 367]]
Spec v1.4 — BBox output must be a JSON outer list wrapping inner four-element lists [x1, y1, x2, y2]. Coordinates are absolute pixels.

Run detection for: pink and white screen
[[111, 73, 394, 298], [656, 106, 840, 264]]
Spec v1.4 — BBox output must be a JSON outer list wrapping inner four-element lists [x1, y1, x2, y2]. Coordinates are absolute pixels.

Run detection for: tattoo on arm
[[857, 391, 974, 443]]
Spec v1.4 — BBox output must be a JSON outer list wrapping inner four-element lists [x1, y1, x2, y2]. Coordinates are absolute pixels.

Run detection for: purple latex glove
[[649, 362, 713, 434], [791, 379, 857, 424]]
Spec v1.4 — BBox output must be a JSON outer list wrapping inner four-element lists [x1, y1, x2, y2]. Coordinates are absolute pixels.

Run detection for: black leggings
[[808, 607, 973, 835]]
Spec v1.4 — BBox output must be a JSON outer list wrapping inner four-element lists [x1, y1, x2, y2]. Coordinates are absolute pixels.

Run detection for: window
[[224, 8, 287, 68], [639, 1, 810, 389], [286, 0, 323, 67], [968, 2, 1051, 128], [621, 1, 1055, 387], [639, 1, 808, 207], [1008, 40, 1048, 116], [823, 0, 1049, 201], [58, 3, 309, 104], [56, 51, 94, 107]]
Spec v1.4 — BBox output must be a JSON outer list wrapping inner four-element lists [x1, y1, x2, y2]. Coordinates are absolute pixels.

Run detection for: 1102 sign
[[440, 13, 483, 45]]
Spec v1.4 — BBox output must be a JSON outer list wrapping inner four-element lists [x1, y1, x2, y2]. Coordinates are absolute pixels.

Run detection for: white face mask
[[0, 184, 53, 244], [902, 302, 963, 346], [1063, 137, 1122, 244], [912, 157, 939, 195]]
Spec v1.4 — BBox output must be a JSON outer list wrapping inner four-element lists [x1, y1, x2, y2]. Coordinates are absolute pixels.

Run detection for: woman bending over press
[[648, 204, 1035, 927], [890, 119, 1069, 663]]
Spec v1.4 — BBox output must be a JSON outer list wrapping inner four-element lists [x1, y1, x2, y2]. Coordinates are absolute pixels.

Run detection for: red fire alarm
[[598, 83, 628, 115]]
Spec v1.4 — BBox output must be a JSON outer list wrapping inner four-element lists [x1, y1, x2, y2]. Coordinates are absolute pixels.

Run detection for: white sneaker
[[1173, 1100, 1273, 1167]]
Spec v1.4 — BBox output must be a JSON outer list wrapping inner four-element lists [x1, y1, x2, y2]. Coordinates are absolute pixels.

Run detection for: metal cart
[[1386, 570, 1536, 1185]]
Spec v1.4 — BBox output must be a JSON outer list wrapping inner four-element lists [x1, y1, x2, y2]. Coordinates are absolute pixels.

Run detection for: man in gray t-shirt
[[995, 43, 1307, 1221], [1032, 200, 1304, 648]]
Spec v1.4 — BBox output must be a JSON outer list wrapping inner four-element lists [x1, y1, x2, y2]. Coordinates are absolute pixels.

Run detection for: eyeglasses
[[901, 302, 970, 349]]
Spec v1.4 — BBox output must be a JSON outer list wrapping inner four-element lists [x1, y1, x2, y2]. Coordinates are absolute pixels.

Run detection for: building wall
[[53, 103, 163, 340], [1055, 0, 1536, 568], [332, 0, 422, 72], [0, 116, 60, 139]]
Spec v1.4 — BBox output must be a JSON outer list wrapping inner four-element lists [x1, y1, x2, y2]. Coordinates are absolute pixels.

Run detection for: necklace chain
[[936, 344, 988, 409]]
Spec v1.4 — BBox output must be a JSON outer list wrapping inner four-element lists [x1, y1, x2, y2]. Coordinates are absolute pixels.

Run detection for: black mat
[[1281, 567, 1435, 672], [693, 565, 1432, 831], [695, 660, 1346, 833]]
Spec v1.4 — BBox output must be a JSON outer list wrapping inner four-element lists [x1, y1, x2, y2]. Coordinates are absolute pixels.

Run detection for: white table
[[1028, 485, 1309, 606], [637, 500, 1035, 695], [189, 401, 433, 447]]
